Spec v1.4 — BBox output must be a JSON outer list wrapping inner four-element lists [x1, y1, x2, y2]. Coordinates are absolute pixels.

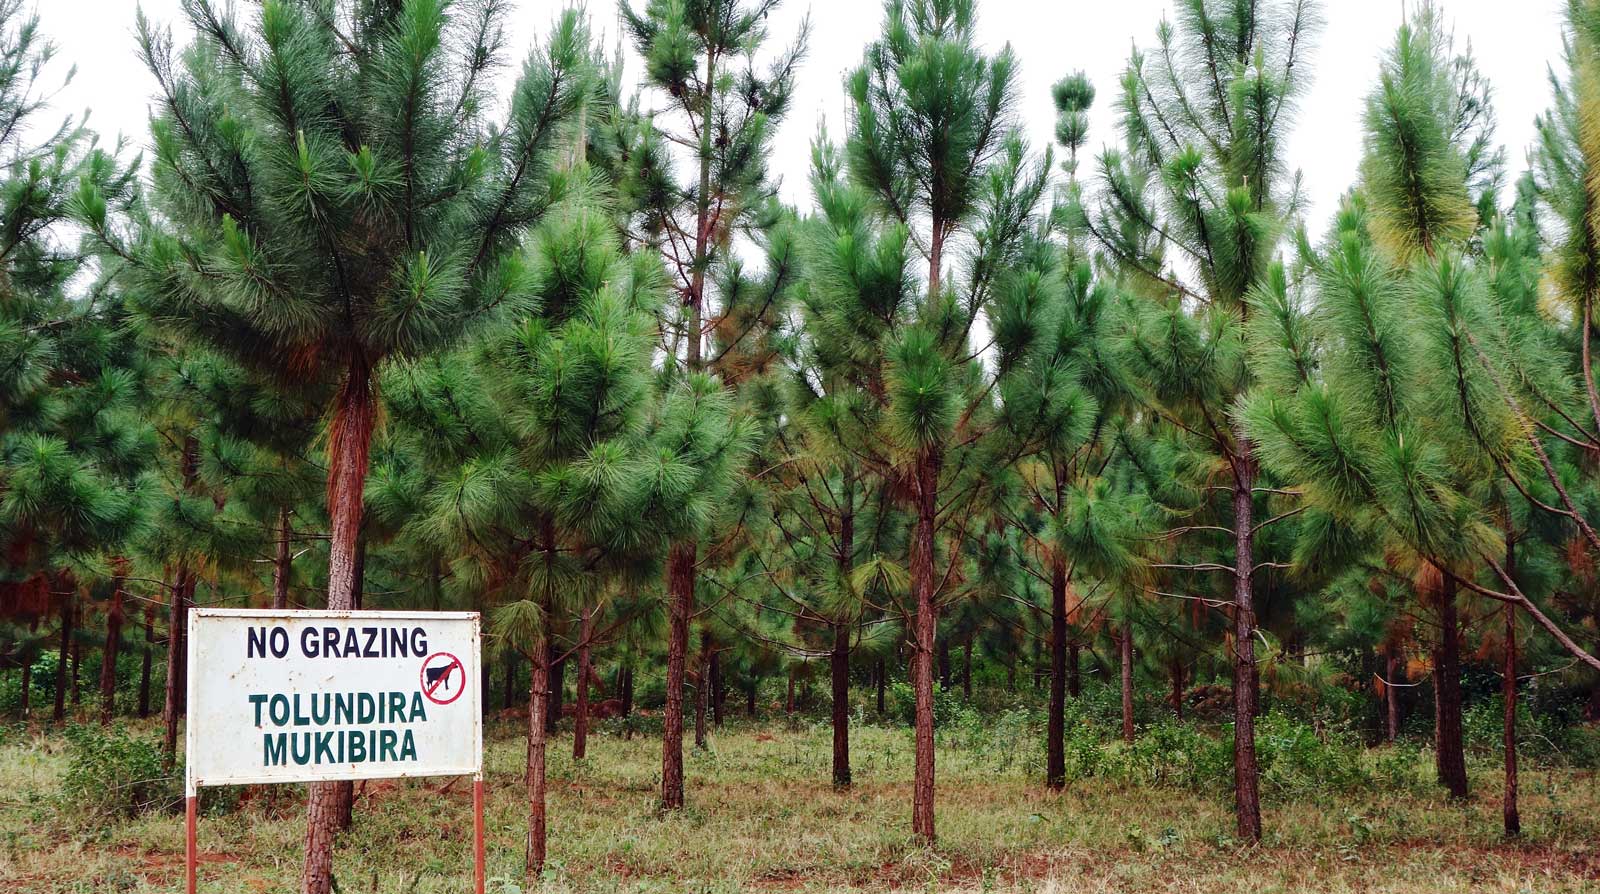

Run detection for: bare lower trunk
[[711, 650, 724, 728], [876, 659, 886, 716], [1434, 577, 1469, 800], [1503, 602, 1520, 836], [1231, 435, 1263, 843], [910, 444, 940, 843], [138, 604, 153, 718], [545, 648, 564, 734], [99, 571, 125, 725], [621, 667, 634, 717], [53, 591, 72, 724], [746, 675, 758, 716], [272, 506, 293, 610], [693, 647, 709, 749], [661, 541, 694, 810], [961, 638, 972, 700], [1384, 643, 1401, 742], [1047, 556, 1068, 789], [161, 567, 191, 765], [303, 362, 376, 894], [574, 606, 593, 761], [19, 664, 31, 717], [831, 622, 851, 787], [1503, 533, 1520, 836], [1120, 617, 1135, 744], [785, 669, 795, 714], [526, 643, 550, 879]]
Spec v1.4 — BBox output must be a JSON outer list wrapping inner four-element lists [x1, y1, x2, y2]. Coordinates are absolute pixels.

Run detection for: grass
[[1, 714, 1598, 893]]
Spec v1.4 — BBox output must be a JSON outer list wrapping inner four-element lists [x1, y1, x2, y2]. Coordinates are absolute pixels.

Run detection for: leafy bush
[[1253, 713, 1367, 796], [58, 724, 178, 821]]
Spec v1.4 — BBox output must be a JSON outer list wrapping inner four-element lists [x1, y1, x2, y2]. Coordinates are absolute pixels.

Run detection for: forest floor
[[2, 717, 1598, 893]]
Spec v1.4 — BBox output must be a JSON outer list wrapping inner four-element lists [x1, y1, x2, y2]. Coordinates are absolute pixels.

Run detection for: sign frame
[[182, 608, 485, 894]]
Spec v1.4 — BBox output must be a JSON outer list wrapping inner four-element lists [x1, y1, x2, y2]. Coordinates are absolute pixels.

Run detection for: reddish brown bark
[[661, 541, 695, 810], [53, 588, 71, 724], [1383, 643, 1401, 742], [272, 505, 292, 610], [910, 444, 940, 843], [693, 645, 709, 749], [161, 565, 192, 767], [1503, 602, 1520, 836], [302, 362, 377, 894], [831, 622, 852, 787], [1046, 555, 1068, 788], [574, 606, 593, 761], [1503, 534, 1520, 836], [1433, 576, 1469, 800], [1120, 617, 1135, 744], [1231, 434, 1263, 843], [99, 569, 126, 725], [526, 641, 550, 878], [138, 603, 153, 718]]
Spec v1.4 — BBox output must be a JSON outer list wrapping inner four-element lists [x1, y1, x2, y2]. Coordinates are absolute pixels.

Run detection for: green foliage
[[58, 725, 176, 821]]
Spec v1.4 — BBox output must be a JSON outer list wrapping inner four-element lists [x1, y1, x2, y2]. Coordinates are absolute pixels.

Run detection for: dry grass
[[2, 718, 1598, 893]]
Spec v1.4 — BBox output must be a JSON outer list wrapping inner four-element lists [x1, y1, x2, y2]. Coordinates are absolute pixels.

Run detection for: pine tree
[[833, 0, 1060, 839], [77, 3, 601, 890], [0, 0, 149, 725], [1087, 0, 1322, 841], [617, 0, 807, 811]]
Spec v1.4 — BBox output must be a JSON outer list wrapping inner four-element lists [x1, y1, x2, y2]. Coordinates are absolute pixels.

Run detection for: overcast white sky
[[37, 0, 1569, 233]]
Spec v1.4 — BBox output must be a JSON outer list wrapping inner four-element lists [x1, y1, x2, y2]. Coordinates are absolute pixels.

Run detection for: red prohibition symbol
[[420, 652, 466, 705]]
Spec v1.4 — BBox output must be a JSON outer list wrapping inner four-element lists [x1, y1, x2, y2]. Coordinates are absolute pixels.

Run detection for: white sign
[[185, 609, 481, 793]]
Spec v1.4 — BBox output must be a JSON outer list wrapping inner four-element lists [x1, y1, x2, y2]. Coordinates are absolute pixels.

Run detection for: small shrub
[[58, 724, 178, 821]]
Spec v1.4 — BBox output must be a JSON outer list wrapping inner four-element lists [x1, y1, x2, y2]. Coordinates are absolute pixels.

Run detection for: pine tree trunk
[[910, 443, 940, 843], [162, 566, 191, 766], [71, 610, 81, 706], [525, 643, 549, 879], [693, 647, 709, 749], [831, 622, 852, 787], [1503, 602, 1520, 836], [1503, 533, 1520, 837], [272, 506, 293, 610], [711, 649, 724, 728], [621, 667, 634, 717], [1434, 576, 1469, 800], [1120, 617, 1135, 744], [19, 664, 30, 718], [661, 541, 695, 810], [546, 649, 564, 734], [303, 362, 377, 894], [574, 606, 593, 761], [1384, 643, 1401, 742], [1230, 436, 1263, 843], [785, 669, 795, 714], [53, 590, 72, 724], [138, 603, 153, 718], [99, 571, 125, 725], [1046, 555, 1068, 789], [746, 675, 758, 717]]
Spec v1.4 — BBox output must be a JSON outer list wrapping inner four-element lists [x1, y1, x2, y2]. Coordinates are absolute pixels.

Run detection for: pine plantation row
[[5, 0, 1600, 891]]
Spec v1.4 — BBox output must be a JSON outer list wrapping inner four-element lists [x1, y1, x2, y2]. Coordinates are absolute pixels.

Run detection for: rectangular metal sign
[[185, 609, 481, 791]]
